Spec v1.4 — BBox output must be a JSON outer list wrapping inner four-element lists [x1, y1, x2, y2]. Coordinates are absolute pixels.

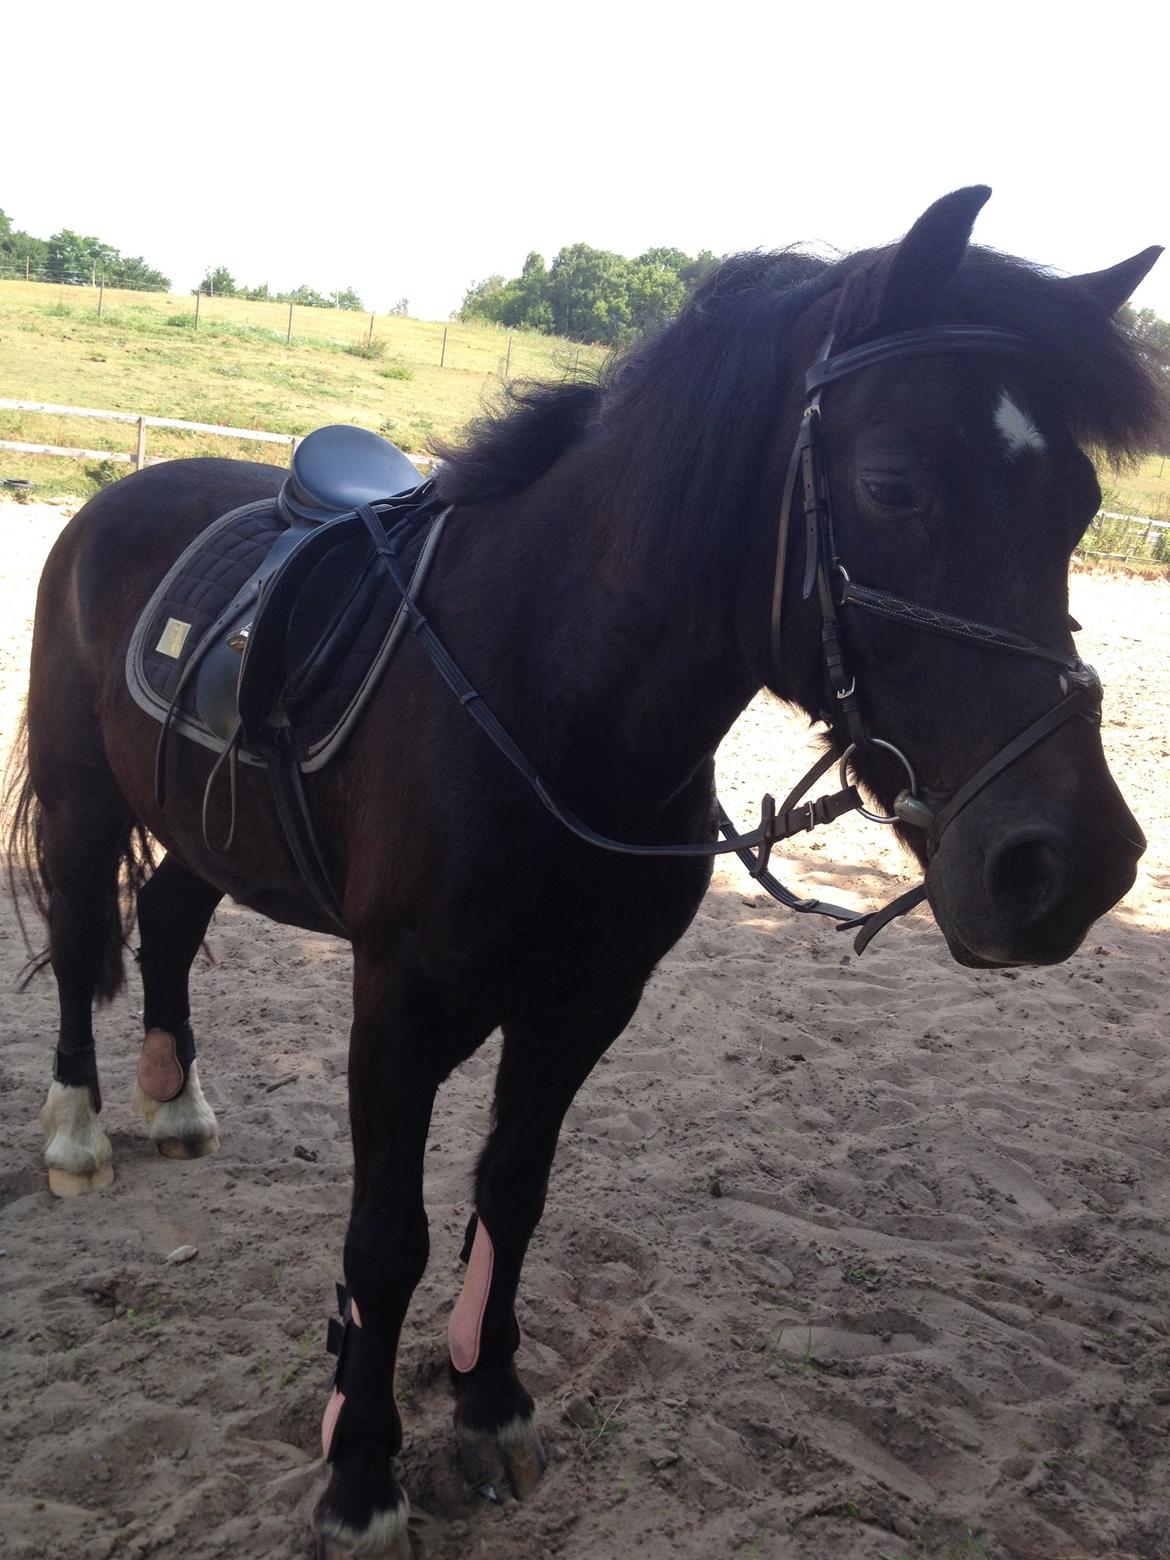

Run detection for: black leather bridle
[[349, 325, 1104, 952], [742, 325, 1105, 948]]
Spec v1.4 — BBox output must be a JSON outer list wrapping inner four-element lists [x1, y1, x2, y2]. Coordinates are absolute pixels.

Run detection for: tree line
[[1, 208, 170, 290], [463, 243, 1170, 367], [0, 207, 374, 311], [194, 265, 388, 314], [458, 244, 717, 346]]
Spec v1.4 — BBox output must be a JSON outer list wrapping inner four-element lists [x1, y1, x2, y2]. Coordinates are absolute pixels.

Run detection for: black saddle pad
[[126, 493, 443, 771]]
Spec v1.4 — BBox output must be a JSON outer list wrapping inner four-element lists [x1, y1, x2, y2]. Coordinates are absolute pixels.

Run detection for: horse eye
[[861, 478, 917, 509]]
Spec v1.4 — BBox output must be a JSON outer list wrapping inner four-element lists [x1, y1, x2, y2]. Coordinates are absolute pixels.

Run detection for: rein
[[347, 326, 1102, 951]]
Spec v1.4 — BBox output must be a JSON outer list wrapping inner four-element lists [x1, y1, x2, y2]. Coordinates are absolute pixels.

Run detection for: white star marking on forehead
[[994, 390, 1047, 457]]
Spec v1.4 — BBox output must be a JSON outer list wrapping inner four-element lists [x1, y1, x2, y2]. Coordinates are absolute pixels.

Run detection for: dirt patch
[[2, 502, 1168, 1560]]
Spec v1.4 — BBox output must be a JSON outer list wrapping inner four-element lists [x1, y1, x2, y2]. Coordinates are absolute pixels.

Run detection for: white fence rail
[[2, 400, 431, 485]]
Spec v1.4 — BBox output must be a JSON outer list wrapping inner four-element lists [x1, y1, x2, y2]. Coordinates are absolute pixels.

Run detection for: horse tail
[[3, 707, 155, 1001], [3, 708, 51, 988]]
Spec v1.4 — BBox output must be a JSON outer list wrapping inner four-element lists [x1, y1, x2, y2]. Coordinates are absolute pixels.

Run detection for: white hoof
[[132, 1058, 220, 1159], [39, 1081, 114, 1196]]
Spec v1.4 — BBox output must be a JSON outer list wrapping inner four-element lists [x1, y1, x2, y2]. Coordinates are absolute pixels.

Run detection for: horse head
[[775, 187, 1162, 967]]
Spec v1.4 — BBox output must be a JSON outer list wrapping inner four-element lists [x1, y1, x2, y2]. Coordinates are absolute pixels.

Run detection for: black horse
[[7, 188, 1164, 1558]]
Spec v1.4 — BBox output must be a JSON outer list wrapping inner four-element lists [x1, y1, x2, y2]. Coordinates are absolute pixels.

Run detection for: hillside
[[0, 282, 606, 497]]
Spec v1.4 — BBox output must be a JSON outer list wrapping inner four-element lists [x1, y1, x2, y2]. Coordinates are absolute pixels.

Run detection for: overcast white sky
[[5, 0, 1168, 322]]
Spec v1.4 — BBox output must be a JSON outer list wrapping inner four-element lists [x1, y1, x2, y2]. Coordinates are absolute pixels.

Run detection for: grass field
[[0, 281, 606, 497], [1, 280, 1166, 531]]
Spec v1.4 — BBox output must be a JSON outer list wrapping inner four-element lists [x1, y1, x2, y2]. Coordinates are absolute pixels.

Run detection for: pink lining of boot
[[320, 1297, 361, 1460], [137, 1028, 185, 1103], [449, 1219, 494, 1374]]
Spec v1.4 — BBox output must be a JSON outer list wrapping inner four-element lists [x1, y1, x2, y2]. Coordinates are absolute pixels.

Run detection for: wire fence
[[0, 273, 595, 379], [0, 262, 169, 290]]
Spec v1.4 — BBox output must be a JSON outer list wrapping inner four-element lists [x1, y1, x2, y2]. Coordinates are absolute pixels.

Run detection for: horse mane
[[433, 252, 842, 519], [433, 241, 1165, 517]]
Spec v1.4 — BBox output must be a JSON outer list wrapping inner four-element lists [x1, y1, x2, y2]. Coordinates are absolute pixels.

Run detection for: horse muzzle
[[926, 805, 1146, 968]]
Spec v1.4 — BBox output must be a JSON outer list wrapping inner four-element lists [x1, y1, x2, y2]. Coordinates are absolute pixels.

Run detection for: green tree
[[0, 209, 48, 276], [278, 283, 333, 308], [458, 273, 509, 324], [108, 253, 170, 291], [47, 229, 118, 284], [335, 286, 364, 311], [457, 241, 718, 345], [198, 265, 238, 297]]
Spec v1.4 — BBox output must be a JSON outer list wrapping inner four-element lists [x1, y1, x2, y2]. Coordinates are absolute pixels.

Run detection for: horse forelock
[[831, 244, 1166, 463]]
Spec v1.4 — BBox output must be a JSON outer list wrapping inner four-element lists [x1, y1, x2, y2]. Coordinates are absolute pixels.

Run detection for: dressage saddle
[[193, 425, 429, 747], [127, 424, 448, 930]]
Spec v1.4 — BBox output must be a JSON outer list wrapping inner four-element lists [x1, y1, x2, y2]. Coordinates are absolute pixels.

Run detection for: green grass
[[0, 280, 606, 498]]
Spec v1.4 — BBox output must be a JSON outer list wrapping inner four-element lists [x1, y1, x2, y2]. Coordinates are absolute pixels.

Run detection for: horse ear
[[870, 186, 992, 331], [1067, 247, 1163, 315]]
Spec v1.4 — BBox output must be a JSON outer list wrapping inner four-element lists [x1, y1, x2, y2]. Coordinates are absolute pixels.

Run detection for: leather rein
[[354, 325, 1103, 951]]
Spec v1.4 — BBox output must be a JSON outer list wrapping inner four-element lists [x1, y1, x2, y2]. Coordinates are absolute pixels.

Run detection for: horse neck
[[484, 449, 773, 814]]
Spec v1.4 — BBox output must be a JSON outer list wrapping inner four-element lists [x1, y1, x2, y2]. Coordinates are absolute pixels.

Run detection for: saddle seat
[[280, 423, 424, 524]]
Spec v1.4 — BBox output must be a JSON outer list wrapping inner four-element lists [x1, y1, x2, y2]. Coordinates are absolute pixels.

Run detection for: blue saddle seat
[[279, 424, 424, 525]]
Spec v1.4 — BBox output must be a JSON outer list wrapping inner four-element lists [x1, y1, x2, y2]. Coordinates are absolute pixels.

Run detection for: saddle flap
[[280, 425, 423, 524], [236, 517, 366, 738]]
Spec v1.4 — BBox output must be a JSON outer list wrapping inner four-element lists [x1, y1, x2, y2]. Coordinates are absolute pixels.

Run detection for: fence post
[[194, 291, 201, 329], [440, 325, 448, 368], [287, 300, 294, 344], [504, 335, 512, 378], [97, 278, 104, 318], [367, 311, 375, 346], [135, 417, 147, 471], [573, 346, 581, 381]]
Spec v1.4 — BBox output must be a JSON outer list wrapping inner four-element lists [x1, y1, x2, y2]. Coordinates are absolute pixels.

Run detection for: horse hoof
[[40, 1082, 114, 1197], [132, 1059, 221, 1161], [156, 1133, 220, 1160], [314, 1501, 415, 1560], [456, 1414, 548, 1502], [47, 1162, 114, 1198]]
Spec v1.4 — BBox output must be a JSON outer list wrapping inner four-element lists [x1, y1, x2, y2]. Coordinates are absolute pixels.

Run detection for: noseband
[[343, 325, 1103, 954]]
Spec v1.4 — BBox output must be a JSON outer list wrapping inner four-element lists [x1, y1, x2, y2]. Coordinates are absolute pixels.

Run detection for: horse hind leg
[[130, 856, 223, 1159], [33, 784, 141, 1196]]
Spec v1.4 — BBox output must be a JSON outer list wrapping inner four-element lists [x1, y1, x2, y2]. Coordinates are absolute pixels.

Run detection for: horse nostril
[[986, 830, 1067, 924]]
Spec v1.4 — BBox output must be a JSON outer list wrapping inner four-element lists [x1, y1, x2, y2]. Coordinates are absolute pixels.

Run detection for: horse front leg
[[130, 856, 223, 1158], [315, 948, 488, 1560], [449, 990, 642, 1502]]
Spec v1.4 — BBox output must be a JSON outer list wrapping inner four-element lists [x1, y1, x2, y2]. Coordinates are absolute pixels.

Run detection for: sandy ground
[[1, 499, 1168, 1560]]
